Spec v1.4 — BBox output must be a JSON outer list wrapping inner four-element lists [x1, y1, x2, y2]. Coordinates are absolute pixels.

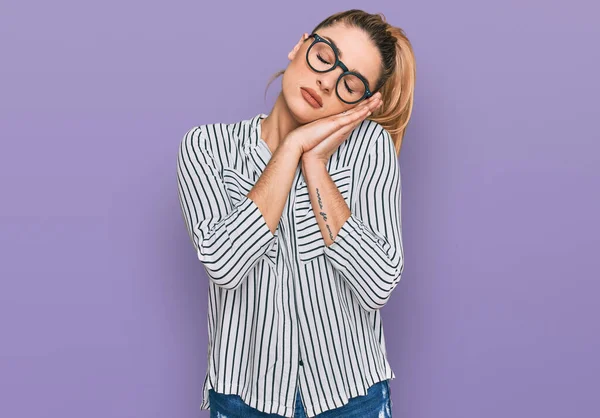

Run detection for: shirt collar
[[241, 112, 270, 177], [241, 112, 304, 189], [244, 112, 269, 151]]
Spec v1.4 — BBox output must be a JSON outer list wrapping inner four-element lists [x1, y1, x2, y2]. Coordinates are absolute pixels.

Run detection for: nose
[[316, 71, 340, 95]]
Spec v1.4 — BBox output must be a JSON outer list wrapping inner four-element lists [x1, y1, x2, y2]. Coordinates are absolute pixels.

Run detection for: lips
[[301, 87, 323, 107]]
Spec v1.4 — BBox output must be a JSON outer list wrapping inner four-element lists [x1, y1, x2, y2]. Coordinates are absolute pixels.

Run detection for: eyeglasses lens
[[307, 42, 366, 103]]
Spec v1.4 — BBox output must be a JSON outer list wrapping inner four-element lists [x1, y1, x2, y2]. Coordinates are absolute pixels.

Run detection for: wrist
[[281, 137, 304, 160], [301, 154, 327, 169]]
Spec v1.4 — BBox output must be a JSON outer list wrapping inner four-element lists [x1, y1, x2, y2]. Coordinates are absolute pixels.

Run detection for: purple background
[[1, 1, 598, 417]]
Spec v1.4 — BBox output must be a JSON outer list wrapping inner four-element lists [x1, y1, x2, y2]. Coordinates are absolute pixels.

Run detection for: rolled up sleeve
[[177, 126, 276, 290], [323, 128, 405, 312]]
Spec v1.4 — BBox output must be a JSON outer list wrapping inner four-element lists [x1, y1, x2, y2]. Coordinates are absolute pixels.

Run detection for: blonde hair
[[265, 9, 417, 157]]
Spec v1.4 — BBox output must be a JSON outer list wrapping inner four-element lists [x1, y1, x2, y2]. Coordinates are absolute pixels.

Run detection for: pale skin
[[247, 24, 384, 245]]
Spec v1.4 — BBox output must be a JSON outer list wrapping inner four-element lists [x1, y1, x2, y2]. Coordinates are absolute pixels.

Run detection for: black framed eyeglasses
[[305, 33, 374, 105]]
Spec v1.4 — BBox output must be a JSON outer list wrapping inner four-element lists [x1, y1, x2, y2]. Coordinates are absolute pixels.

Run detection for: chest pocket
[[222, 167, 279, 267], [294, 166, 353, 263]]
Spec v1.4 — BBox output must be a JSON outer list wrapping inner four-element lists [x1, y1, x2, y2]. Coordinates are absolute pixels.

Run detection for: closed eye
[[344, 80, 354, 94], [317, 54, 332, 66]]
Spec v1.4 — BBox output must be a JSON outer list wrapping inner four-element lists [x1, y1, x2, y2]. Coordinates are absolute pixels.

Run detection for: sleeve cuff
[[323, 213, 364, 256], [236, 195, 277, 240], [323, 213, 392, 260], [225, 195, 277, 255], [193, 194, 276, 248]]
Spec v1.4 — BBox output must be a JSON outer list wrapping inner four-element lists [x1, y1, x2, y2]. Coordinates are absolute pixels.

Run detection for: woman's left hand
[[301, 93, 382, 166]]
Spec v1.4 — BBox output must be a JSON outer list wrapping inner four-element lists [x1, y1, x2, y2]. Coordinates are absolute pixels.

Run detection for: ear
[[288, 33, 310, 61]]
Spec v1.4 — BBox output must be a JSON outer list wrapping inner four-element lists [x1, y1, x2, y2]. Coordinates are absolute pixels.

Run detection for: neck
[[260, 92, 301, 155]]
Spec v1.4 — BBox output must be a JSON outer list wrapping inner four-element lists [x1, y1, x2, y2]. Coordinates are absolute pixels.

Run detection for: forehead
[[315, 25, 381, 88]]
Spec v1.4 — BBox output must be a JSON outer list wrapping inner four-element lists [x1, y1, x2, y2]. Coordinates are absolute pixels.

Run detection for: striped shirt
[[176, 112, 404, 417]]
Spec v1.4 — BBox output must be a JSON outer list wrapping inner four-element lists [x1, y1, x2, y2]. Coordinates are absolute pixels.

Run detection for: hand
[[302, 93, 382, 165], [282, 93, 383, 165]]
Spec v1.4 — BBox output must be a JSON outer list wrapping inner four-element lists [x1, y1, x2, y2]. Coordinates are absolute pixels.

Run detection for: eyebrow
[[321, 35, 371, 89], [321, 35, 343, 59]]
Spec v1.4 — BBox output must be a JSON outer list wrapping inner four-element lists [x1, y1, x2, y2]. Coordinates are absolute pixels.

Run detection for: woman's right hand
[[283, 92, 383, 154]]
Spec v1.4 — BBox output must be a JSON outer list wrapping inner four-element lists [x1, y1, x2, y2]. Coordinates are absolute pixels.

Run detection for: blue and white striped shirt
[[176, 112, 404, 417]]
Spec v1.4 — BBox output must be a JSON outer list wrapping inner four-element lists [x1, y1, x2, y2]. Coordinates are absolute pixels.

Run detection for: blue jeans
[[209, 379, 392, 417]]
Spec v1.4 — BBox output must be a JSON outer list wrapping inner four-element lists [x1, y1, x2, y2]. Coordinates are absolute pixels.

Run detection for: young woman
[[177, 9, 416, 418]]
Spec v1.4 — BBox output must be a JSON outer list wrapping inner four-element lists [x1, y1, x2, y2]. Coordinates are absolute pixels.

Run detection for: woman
[[177, 9, 416, 418]]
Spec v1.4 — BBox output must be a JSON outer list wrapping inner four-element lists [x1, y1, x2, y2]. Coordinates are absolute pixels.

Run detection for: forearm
[[300, 157, 351, 246], [247, 140, 303, 235], [300, 129, 405, 312]]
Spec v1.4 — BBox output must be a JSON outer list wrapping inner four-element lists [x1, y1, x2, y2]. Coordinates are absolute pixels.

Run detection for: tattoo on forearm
[[324, 221, 334, 241], [316, 188, 324, 210], [316, 188, 334, 240]]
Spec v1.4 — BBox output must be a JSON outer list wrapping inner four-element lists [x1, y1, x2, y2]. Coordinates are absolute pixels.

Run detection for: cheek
[[281, 69, 297, 98], [328, 101, 352, 115], [284, 59, 311, 85], [324, 104, 346, 118], [281, 64, 313, 101]]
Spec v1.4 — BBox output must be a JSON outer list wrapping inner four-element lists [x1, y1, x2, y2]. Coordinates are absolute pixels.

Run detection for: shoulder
[[360, 119, 394, 152], [179, 115, 254, 161], [180, 122, 229, 152], [342, 119, 395, 164]]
